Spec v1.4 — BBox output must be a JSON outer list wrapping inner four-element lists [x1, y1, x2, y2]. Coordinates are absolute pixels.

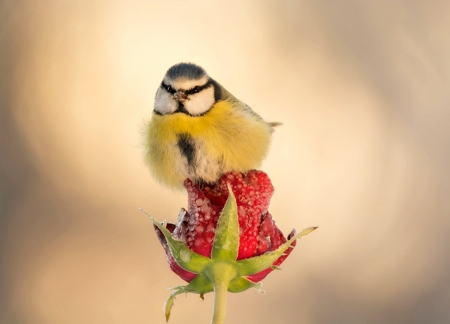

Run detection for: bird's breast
[[144, 99, 272, 188]]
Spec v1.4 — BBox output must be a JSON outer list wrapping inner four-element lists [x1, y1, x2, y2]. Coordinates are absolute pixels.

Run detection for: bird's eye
[[162, 82, 176, 94], [186, 86, 200, 95]]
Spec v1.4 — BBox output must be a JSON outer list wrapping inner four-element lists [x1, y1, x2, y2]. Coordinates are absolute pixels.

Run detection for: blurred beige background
[[1, 1, 450, 323]]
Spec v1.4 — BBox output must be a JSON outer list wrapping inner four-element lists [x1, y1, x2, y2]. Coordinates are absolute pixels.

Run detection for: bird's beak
[[174, 91, 188, 101]]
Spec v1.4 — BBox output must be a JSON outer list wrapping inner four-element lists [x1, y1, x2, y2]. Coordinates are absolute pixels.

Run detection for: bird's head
[[154, 63, 220, 116]]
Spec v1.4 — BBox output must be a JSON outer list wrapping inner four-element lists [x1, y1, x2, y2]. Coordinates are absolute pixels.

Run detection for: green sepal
[[141, 209, 211, 274], [163, 290, 179, 322], [236, 227, 318, 277], [163, 274, 215, 322], [228, 276, 264, 293], [183, 273, 214, 295], [211, 185, 239, 261]]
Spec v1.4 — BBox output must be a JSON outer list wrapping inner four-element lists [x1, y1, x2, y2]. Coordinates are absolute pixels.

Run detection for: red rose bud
[[146, 170, 317, 322], [154, 170, 297, 283]]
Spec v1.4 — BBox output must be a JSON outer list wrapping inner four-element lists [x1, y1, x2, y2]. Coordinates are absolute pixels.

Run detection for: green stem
[[211, 280, 229, 324], [206, 262, 237, 324]]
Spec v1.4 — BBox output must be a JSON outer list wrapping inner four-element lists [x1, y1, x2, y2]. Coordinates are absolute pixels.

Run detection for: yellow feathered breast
[[143, 99, 272, 189]]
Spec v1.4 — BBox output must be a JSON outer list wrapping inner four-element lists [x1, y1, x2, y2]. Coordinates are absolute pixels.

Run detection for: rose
[[154, 170, 297, 283], [145, 170, 317, 322]]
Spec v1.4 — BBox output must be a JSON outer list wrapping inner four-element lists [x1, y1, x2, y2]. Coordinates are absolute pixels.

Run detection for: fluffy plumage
[[142, 63, 275, 189]]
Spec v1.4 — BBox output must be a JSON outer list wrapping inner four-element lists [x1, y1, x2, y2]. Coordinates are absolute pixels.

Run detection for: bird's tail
[[268, 122, 283, 133]]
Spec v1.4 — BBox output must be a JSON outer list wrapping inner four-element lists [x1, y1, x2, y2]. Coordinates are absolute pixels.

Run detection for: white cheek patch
[[184, 86, 215, 116], [154, 87, 177, 114], [173, 75, 209, 91]]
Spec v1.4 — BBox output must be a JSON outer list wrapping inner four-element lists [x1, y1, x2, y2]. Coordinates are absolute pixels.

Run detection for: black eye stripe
[[161, 79, 213, 96], [184, 80, 213, 95], [161, 82, 176, 94]]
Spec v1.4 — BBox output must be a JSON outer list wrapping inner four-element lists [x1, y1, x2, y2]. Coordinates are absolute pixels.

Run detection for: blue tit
[[142, 62, 278, 190]]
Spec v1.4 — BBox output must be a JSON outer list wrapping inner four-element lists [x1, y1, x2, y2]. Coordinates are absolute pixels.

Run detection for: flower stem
[[211, 280, 228, 324], [206, 262, 237, 324]]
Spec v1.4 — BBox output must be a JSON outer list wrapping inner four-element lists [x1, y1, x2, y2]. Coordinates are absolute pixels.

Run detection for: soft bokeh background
[[1, 1, 449, 323]]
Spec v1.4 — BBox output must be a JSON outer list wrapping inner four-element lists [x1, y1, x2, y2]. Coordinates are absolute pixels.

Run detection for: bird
[[142, 62, 278, 190]]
